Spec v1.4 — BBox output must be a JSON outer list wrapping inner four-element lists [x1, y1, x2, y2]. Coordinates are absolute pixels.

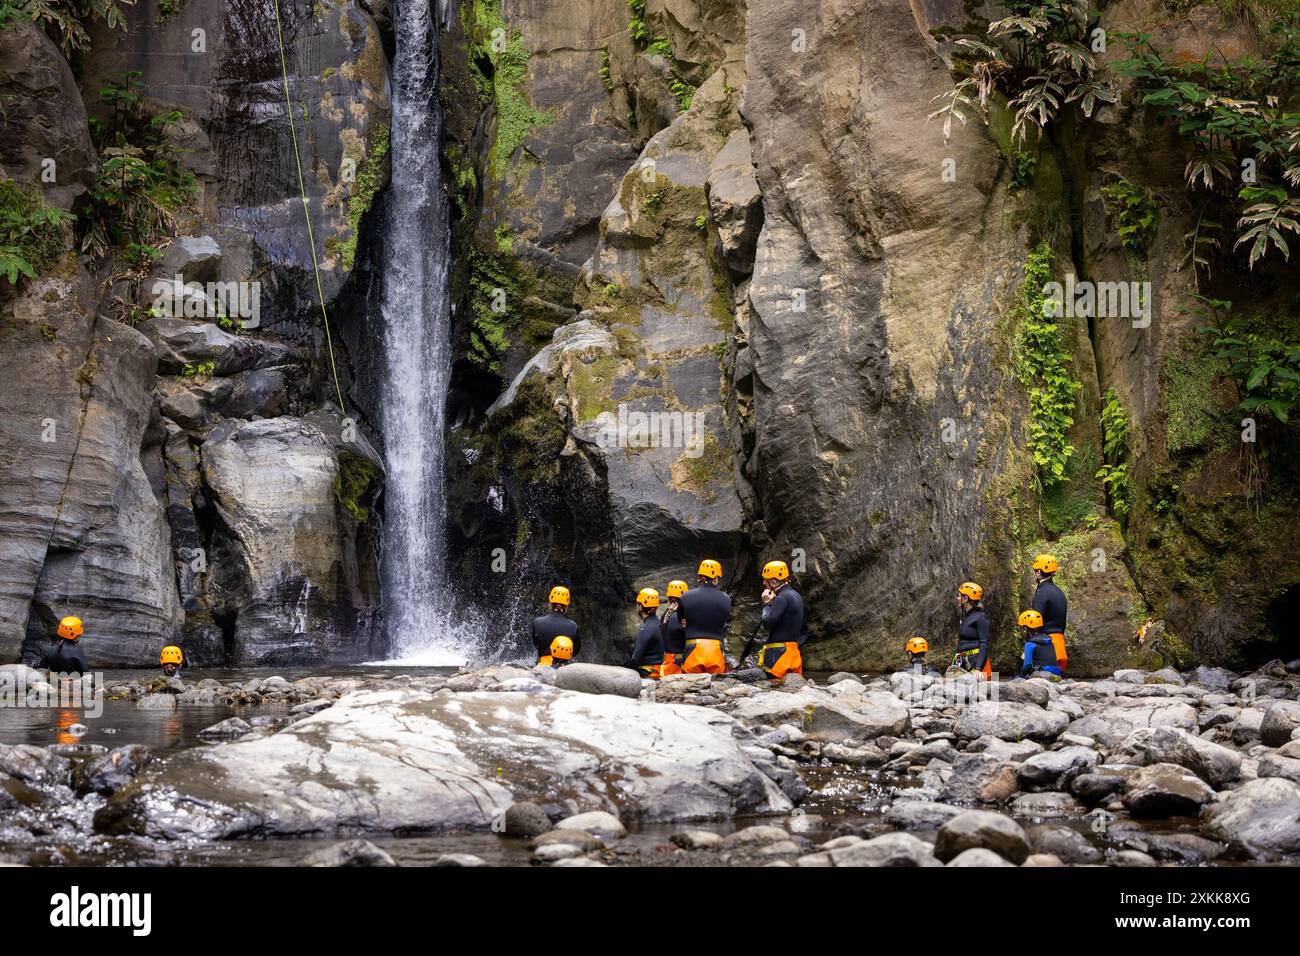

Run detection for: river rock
[[1008, 792, 1085, 817], [1143, 833, 1225, 864], [305, 840, 396, 868], [97, 687, 792, 838], [940, 753, 1021, 805], [1205, 777, 1300, 859], [433, 854, 486, 867], [1260, 701, 1300, 747], [1065, 700, 1199, 748], [1256, 753, 1300, 786], [883, 801, 965, 831], [953, 702, 1068, 743], [503, 802, 553, 838], [0, 743, 70, 788], [556, 810, 626, 840], [1028, 825, 1101, 864], [198, 717, 253, 739], [1122, 763, 1217, 818], [671, 830, 723, 850], [530, 829, 604, 852], [533, 843, 585, 863], [552, 663, 643, 698], [1016, 747, 1100, 790], [73, 745, 152, 797], [1070, 771, 1133, 805], [1119, 726, 1242, 788], [934, 810, 1031, 864], [1189, 666, 1237, 692], [946, 847, 1015, 867], [816, 832, 942, 868], [136, 693, 176, 711], [729, 688, 909, 743]]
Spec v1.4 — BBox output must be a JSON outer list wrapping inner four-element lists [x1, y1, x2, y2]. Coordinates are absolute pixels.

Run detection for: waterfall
[[374, 0, 464, 665]]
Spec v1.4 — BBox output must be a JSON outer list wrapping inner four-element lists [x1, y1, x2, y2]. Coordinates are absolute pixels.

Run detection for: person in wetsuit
[[626, 588, 666, 678], [675, 559, 731, 674], [659, 580, 688, 675], [40, 616, 89, 676], [532, 586, 580, 666], [1017, 609, 1061, 679], [758, 560, 806, 680], [952, 582, 991, 679], [902, 636, 944, 677], [1031, 554, 1068, 674]]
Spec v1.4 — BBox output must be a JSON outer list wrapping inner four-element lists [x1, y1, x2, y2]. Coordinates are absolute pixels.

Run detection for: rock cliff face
[[2, 1, 1297, 671], [441, 0, 1300, 672], [0, 0, 391, 664]]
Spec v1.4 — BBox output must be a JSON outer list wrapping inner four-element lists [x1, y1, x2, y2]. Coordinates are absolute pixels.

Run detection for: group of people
[[536, 552, 1069, 683], [25, 616, 186, 678], [531, 558, 808, 681], [904, 553, 1070, 681]]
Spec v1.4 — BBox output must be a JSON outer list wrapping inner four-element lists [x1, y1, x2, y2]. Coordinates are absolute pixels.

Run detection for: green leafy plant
[[1096, 387, 1131, 517], [1100, 178, 1159, 263], [640, 188, 666, 218], [465, 0, 550, 178], [1197, 296, 1300, 425], [80, 72, 197, 262], [181, 360, 215, 378], [626, 0, 648, 45], [1008, 151, 1039, 191], [1013, 243, 1083, 488], [1115, 13, 1300, 271], [0, 178, 73, 287], [18, 0, 134, 56], [929, 0, 1118, 146]]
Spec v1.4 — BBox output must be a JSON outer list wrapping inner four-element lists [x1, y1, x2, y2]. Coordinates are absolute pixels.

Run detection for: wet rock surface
[[1, 659, 1297, 867]]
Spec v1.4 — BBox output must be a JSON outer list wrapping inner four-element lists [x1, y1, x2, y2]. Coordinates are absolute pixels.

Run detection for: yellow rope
[[271, 0, 347, 413]]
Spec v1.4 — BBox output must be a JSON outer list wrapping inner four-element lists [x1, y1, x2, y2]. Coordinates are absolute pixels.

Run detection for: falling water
[[375, 0, 465, 664]]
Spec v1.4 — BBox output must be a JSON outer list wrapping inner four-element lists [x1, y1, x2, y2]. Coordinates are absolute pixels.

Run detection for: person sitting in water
[[38, 616, 89, 677], [1017, 609, 1062, 680], [160, 645, 185, 677], [547, 636, 574, 669], [903, 636, 943, 677], [626, 588, 666, 679], [532, 585, 580, 667]]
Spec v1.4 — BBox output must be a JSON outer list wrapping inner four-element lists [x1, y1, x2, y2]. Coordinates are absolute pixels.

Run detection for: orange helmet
[[550, 636, 574, 660], [160, 645, 184, 666], [1018, 609, 1045, 628], [697, 559, 722, 580], [58, 616, 83, 641], [666, 580, 688, 598], [761, 560, 790, 581], [1032, 554, 1059, 574], [548, 585, 571, 607], [958, 582, 983, 601], [636, 587, 660, 609], [906, 637, 928, 654]]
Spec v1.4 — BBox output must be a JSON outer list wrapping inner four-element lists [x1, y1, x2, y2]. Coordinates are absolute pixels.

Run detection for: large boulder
[[96, 688, 792, 837], [1122, 763, 1217, 818], [729, 687, 909, 743], [1064, 700, 1199, 749], [953, 702, 1069, 743], [1202, 778, 1300, 860], [1260, 701, 1300, 747], [553, 663, 644, 698], [1119, 725, 1242, 788], [200, 416, 383, 663], [934, 810, 1032, 864]]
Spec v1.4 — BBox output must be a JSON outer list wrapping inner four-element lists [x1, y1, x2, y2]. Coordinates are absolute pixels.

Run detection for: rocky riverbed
[[2, 659, 1300, 867]]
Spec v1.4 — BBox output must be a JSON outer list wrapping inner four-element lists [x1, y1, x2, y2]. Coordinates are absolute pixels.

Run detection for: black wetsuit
[[660, 606, 687, 656], [676, 582, 731, 641], [760, 584, 808, 646], [626, 616, 665, 671], [531, 611, 580, 659], [40, 640, 88, 676], [1032, 578, 1068, 634], [955, 608, 990, 671]]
